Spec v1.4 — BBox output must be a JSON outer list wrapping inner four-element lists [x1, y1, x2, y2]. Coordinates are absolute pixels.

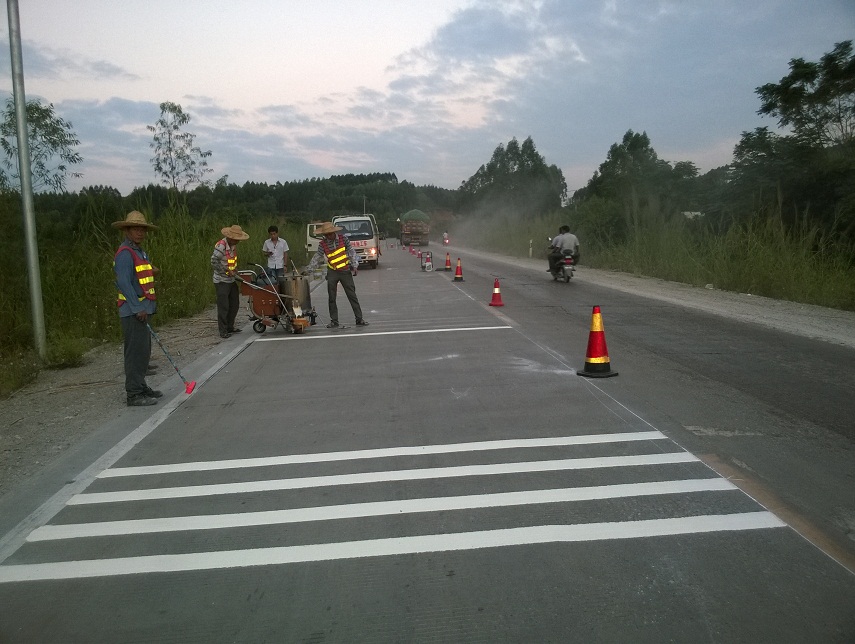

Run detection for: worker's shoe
[[228, 327, 242, 333], [127, 394, 158, 407], [219, 332, 231, 339], [355, 319, 369, 326], [326, 321, 339, 328], [143, 388, 163, 398]]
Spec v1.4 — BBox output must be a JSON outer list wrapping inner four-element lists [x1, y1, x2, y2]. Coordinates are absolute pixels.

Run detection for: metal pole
[[6, 0, 47, 359]]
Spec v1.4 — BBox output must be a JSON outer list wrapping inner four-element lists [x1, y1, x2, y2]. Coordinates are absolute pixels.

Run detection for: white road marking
[[0, 513, 785, 582], [30, 479, 736, 541], [256, 325, 512, 341], [99, 432, 669, 478], [71, 453, 698, 505]]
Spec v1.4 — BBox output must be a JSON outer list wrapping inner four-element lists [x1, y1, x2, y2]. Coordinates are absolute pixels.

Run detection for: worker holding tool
[[112, 211, 162, 407], [211, 224, 250, 338], [302, 221, 368, 328]]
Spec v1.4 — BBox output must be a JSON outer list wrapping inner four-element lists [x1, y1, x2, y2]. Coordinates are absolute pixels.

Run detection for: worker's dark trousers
[[215, 281, 240, 335], [326, 270, 363, 324], [121, 315, 151, 398]]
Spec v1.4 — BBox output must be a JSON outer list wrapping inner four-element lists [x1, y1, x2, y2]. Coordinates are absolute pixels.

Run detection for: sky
[[0, 0, 853, 197]]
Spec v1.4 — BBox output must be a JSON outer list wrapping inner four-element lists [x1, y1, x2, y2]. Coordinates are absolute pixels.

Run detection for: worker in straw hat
[[211, 224, 250, 338], [112, 211, 162, 407], [303, 221, 368, 328]]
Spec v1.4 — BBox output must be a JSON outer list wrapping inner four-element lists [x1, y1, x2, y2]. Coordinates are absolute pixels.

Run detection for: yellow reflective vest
[[320, 236, 352, 271], [114, 245, 156, 307]]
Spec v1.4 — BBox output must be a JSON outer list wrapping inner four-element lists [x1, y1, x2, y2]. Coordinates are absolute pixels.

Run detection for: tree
[[147, 101, 213, 191], [459, 136, 566, 216], [0, 97, 83, 193], [730, 42, 855, 233], [756, 40, 855, 147]]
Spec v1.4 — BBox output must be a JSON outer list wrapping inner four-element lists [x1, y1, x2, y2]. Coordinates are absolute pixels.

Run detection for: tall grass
[[451, 211, 855, 311], [0, 194, 309, 397]]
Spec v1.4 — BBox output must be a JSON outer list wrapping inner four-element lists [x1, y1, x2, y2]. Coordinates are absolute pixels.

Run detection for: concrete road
[[1, 244, 853, 642]]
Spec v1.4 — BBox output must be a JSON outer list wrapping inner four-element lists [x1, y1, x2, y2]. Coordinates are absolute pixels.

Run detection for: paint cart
[[236, 266, 315, 334]]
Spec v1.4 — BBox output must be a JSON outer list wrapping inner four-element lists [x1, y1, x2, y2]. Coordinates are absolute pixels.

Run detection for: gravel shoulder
[[0, 305, 225, 501], [1, 260, 853, 505]]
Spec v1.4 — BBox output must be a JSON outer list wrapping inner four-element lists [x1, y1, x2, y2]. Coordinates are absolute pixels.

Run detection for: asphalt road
[[0, 244, 853, 642]]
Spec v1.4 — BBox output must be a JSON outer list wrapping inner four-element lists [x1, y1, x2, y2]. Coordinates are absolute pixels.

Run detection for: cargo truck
[[399, 209, 430, 246]]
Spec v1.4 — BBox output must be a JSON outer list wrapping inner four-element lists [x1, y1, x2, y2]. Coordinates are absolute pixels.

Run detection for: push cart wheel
[[253, 321, 266, 333]]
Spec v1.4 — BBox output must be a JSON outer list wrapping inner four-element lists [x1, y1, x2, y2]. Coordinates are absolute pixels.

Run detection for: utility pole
[[6, 0, 47, 359]]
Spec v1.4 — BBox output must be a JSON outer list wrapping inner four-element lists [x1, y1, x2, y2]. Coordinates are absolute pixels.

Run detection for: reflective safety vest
[[320, 235, 352, 271], [115, 244, 156, 307], [217, 238, 238, 272]]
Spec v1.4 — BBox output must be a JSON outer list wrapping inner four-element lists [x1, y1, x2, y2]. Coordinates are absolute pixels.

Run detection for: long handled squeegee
[[146, 323, 197, 394]]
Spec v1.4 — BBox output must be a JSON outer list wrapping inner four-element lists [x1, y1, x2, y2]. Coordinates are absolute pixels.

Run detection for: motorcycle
[[442, 236, 450, 246], [547, 238, 575, 282]]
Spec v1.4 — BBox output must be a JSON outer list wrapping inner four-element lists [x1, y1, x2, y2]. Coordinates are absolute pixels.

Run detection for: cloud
[[4, 0, 853, 195], [0, 39, 139, 82]]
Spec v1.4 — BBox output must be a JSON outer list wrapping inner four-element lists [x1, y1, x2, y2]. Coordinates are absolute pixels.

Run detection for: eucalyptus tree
[[0, 97, 82, 193], [459, 136, 566, 217], [147, 101, 213, 191]]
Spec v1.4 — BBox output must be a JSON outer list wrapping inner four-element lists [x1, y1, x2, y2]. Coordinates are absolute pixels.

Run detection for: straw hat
[[221, 224, 250, 240], [315, 221, 342, 235], [111, 211, 158, 230]]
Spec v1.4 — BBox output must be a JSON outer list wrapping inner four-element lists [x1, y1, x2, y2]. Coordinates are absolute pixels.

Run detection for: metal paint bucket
[[278, 272, 312, 312]]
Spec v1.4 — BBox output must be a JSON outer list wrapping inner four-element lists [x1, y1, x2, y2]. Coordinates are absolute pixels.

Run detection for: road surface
[[0, 243, 853, 642]]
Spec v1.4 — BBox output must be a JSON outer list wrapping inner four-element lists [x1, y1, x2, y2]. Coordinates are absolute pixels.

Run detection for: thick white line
[[99, 432, 668, 478], [31, 479, 735, 541], [71, 452, 698, 505], [0, 513, 785, 582], [256, 325, 512, 342]]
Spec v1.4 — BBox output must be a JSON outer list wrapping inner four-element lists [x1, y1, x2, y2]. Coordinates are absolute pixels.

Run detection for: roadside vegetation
[[1, 40, 852, 397], [453, 209, 855, 311]]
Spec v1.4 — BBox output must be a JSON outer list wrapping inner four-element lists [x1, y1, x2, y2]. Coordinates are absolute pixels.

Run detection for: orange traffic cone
[[453, 258, 464, 281], [409, 245, 415, 254], [488, 278, 504, 306], [578, 306, 618, 377], [444, 253, 452, 271]]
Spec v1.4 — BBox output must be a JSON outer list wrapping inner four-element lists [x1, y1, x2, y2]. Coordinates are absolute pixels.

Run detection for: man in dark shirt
[[304, 221, 369, 328], [112, 211, 162, 406]]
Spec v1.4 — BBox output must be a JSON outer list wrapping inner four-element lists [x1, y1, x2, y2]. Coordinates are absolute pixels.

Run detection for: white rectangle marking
[[72, 453, 698, 505], [100, 432, 669, 478], [31, 479, 735, 541], [257, 325, 512, 342], [0, 513, 785, 583]]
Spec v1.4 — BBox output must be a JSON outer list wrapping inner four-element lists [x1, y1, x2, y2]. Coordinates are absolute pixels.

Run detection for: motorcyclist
[[548, 225, 580, 273], [442, 231, 449, 244]]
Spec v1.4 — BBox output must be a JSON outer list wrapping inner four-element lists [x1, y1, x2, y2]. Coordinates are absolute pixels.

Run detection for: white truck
[[305, 214, 381, 269]]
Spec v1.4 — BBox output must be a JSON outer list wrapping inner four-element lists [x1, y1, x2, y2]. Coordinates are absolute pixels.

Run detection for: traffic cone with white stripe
[[488, 278, 504, 306], [444, 253, 452, 271], [453, 258, 464, 282], [578, 305, 618, 378]]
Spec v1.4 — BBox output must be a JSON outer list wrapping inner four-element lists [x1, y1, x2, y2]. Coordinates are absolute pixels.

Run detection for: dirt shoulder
[[0, 305, 224, 501]]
